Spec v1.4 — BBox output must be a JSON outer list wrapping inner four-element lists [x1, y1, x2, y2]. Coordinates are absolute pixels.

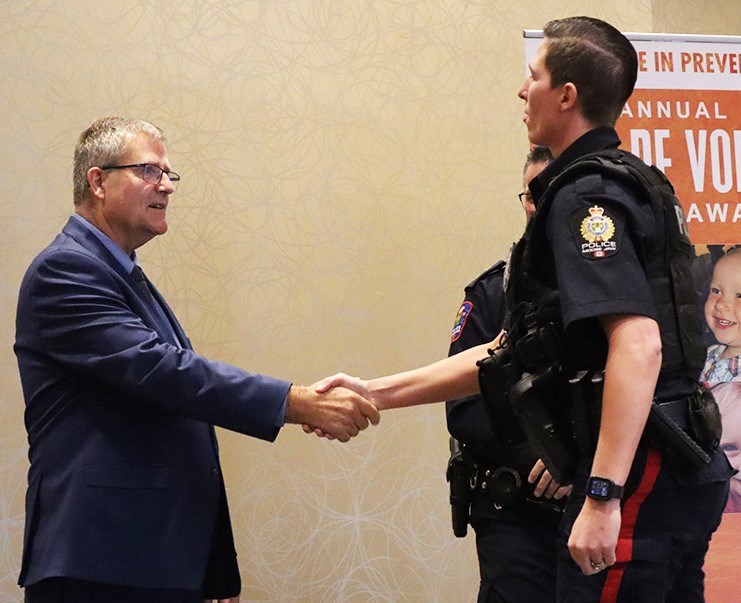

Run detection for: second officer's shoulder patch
[[569, 204, 621, 260], [450, 301, 473, 343]]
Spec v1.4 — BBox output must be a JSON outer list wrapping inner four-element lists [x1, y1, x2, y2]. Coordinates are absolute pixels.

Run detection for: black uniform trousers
[[470, 497, 561, 603], [556, 447, 729, 603]]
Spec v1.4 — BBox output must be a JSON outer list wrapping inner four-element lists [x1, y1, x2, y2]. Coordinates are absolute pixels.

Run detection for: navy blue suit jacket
[[14, 217, 291, 590]]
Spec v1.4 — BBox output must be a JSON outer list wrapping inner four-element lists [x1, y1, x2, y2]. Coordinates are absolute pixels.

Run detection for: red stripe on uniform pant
[[600, 448, 662, 603]]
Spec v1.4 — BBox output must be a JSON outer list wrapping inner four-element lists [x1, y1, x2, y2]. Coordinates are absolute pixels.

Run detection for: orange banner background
[[615, 89, 739, 244]]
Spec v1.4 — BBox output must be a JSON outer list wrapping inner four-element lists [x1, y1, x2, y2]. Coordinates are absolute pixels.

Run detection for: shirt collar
[[71, 214, 137, 272], [529, 127, 622, 207]]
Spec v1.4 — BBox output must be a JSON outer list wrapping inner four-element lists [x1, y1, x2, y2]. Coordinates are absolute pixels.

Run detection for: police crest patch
[[571, 205, 619, 259], [450, 301, 473, 342]]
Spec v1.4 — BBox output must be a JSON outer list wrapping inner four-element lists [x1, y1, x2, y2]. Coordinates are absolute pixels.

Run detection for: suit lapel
[[62, 218, 191, 349], [147, 283, 192, 350]]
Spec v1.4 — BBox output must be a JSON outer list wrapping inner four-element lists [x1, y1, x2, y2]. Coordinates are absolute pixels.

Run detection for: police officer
[[511, 18, 730, 602], [446, 147, 567, 602], [316, 15, 732, 603]]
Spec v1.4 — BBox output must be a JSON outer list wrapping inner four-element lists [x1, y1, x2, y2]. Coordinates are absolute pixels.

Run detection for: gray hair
[[73, 117, 165, 205]]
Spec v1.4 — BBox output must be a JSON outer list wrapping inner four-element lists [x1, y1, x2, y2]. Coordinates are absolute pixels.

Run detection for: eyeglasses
[[517, 190, 533, 206], [100, 163, 180, 191]]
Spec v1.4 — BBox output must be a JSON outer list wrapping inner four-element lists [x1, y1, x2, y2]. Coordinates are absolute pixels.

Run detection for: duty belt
[[471, 464, 565, 518]]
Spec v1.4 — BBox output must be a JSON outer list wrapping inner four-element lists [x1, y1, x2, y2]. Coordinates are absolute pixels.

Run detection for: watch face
[[588, 478, 611, 499]]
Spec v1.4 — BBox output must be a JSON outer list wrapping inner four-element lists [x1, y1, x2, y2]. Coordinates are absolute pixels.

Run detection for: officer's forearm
[[591, 314, 662, 485], [368, 338, 499, 410]]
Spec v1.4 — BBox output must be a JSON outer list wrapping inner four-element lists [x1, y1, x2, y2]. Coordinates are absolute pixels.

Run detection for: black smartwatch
[[586, 476, 624, 501]]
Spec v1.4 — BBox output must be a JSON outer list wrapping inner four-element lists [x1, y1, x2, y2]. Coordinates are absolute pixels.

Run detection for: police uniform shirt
[[446, 261, 528, 465], [448, 261, 508, 358]]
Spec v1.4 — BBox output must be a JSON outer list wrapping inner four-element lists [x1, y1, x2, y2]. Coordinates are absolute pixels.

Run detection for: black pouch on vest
[[688, 383, 722, 454]]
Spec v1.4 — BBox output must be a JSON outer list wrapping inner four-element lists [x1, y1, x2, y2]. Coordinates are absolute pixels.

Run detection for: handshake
[[285, 374, 379, 443], [284, 345, 485, 442]]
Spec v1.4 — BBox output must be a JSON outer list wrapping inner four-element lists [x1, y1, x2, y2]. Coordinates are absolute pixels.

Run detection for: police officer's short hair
[[542, 17, 637, 127]]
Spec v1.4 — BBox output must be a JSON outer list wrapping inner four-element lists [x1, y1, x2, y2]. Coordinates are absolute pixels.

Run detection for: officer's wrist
[[586, 476, 624, 502]]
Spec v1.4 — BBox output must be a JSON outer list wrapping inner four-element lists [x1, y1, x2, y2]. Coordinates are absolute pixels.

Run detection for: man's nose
[[159, 174, 175, 193]]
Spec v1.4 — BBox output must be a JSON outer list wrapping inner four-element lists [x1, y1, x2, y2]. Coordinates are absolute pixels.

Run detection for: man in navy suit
[[14, 116, 380, 602]]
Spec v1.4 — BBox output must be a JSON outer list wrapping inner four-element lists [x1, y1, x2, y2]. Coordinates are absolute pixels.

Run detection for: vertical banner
[[524, 31, 741, 602], [616, 34, 740, 245]]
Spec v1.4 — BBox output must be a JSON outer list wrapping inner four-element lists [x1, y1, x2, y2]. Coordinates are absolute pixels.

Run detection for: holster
[[647, 384, 721, 470], [447, 437, 473, 538]]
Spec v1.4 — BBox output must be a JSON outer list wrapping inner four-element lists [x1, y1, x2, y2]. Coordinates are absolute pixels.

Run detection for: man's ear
[[560, 82, 578, 112], [87, 167, 106, 200]]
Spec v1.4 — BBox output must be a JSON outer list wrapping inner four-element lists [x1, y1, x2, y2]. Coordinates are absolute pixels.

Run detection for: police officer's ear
[[559, 82, 579, 114]]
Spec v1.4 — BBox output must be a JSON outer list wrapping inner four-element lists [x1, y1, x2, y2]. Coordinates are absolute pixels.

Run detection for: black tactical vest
[[505, 148, 706, 380]]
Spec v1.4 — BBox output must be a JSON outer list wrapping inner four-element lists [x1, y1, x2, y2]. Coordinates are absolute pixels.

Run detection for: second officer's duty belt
[[471, 464, 565, 518]]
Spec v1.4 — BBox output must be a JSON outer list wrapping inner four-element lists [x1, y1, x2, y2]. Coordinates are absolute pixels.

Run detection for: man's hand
[[528, 459, 572, 499], [567, 498, 620, 575], [285, 382, 380, 442]]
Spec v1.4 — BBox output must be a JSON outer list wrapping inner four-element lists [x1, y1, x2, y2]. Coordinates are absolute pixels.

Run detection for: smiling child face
[[705, 250, 741, 359]]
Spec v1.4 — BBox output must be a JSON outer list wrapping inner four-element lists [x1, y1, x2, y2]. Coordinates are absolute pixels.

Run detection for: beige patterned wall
[[1, 1, 738, 601]]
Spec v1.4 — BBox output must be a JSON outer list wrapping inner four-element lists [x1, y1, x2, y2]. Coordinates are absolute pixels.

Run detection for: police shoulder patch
[[450, 301, 474, 343], [570, 205, 620, 260]]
